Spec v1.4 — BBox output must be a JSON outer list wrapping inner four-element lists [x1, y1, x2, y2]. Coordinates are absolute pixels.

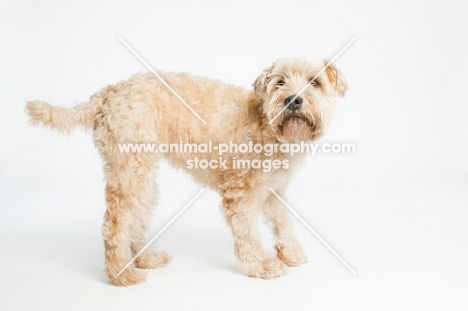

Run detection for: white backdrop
[[1, 1, 467, 310]]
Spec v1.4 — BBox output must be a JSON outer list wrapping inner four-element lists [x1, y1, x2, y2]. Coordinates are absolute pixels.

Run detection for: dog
[[26, 57, 347, 286]]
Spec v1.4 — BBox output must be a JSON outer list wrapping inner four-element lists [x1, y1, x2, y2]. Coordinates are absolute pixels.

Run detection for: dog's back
[[26, 72, 255, 144]]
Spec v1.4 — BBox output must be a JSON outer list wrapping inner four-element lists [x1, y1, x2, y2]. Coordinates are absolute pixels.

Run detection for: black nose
[[284, 95, 303, 111]]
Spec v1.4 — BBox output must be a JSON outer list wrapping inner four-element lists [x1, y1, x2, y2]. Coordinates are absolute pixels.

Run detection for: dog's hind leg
[[263, 191, 308, 267], [129, 173, 172, 270], [101, 153, 162, 286]]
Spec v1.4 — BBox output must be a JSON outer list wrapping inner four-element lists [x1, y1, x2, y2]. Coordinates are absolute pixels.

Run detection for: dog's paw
[[276, 244, 308, 267], [247, 257, 289, 279], [106, 267, 148, 286], [134, 249, 172, 269]]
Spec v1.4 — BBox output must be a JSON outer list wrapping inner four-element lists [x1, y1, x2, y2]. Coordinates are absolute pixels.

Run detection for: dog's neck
[[246, 92, 276, 143]]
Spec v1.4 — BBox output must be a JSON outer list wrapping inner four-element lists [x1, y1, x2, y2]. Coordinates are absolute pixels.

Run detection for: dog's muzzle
[[284, 95, 303, 111]]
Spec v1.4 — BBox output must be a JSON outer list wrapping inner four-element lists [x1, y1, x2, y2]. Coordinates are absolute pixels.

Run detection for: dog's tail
[[26, 100, 95, 133]]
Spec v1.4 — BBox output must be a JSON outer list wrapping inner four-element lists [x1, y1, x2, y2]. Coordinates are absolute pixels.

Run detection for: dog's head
[[253, 57, 347, 142]]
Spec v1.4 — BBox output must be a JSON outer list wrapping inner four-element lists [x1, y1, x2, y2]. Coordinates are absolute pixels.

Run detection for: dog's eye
[[308, 79, 318, 86], [277, 80, 285, 87]]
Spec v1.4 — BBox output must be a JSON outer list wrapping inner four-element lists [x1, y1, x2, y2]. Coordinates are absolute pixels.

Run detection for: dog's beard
[[266, 96, 322, 143], [270, 110, 322, 143], [264, 93, 327, 143]]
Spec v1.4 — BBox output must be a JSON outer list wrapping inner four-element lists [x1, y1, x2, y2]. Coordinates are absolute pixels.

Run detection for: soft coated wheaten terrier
[[26, 57, 347, 286]]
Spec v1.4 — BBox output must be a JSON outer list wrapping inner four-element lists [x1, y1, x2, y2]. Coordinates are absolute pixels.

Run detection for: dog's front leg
[[222, 196, 289, 279], [264, 192, 308, 266]]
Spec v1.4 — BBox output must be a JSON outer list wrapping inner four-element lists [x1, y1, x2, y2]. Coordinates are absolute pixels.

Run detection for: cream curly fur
[[26, 57, 347, 286]]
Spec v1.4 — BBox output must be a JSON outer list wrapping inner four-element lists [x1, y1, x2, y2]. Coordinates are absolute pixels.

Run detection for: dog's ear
[[253, 62, 275, 99], [325, 61, 348, 98]]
